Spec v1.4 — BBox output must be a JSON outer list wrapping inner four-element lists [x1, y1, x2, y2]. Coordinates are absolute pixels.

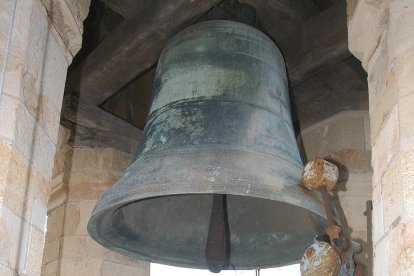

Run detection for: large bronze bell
[[88, 20, 327, 270]]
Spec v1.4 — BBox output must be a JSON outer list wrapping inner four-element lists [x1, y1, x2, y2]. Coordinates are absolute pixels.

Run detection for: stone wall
[[0, 0, 90, 275], [299, 110, 372, 268], [41, 126, 149, 276], [348, 0, 414, 275]]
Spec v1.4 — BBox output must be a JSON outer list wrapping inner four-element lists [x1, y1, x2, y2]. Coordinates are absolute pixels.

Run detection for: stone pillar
[[0, 0, 89, 275], [41, 132, 150, 276], [300, 110, 372, 268], [348, 0, 414, 274]]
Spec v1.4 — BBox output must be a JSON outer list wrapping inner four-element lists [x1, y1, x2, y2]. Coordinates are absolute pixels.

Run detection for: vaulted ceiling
[[61, 0, 367, 152]]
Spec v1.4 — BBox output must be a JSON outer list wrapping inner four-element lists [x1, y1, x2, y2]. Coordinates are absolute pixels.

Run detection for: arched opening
[[9, 0, 410, 275]]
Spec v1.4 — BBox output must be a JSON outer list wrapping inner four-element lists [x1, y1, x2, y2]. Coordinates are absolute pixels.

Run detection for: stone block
[[67, 179, 116, 201], [327, 148, 372, 173], [336, 173, 372, 197], [398, 52, 414, 98], [52, 127, 72, 178], [14, 104, 57, 181], [76, 201, 96, 236], [25, 225, 46, 276], [22, 20, 68, 144], [0, 1, 14, 45], [1, 0, 33, 99], [61, 236, 84, 260], [70, 148, 100, 177], [101, 148, 113, 172], [388, 219, 414, 275], [2, 53, 24, 100], [363, 113, 371, 149], [37, 31, 69, 144], [336, 196, 369, 237], [401, 148, 414, 218], [381, 155, 404, 230], [371, 105, 399, 187], [347, 0, 388, 68], [399, 92, 414, 149], [47, 176, 67, 212], [301, 117, 343, 158], [0, 203, 30, 273], [102, 261, 149, 276], [371, 165, 382, 196], [103, 250, 149, 268], [372, 184, 384, 243], [373, 235, 390, 276], [367, 32, 390, 113], [63, 204, 80, 236], [369, 69, 398, 144], [41, 260, 59, 276], [31, 198, 47, 232], [0, 140, 12, 188], [388, 0, 414, 58], [45, 204, 65, 242], [40, 0, 83, 56], [21, 66, 63, 147], [84, 237, 105, 259], [64, 0, 91, 32], [59, 258, 102, 276], [0, 95, 19, 142], [111, 149, 134, 176], [24, 0, 48, 95], [0, 264, 18, 276], [338, 115, 366, 150], [3, 146, 49, 220], [64, 201, 95, 236], [300, 111, 369, 160], [42, 238, 61, 265]]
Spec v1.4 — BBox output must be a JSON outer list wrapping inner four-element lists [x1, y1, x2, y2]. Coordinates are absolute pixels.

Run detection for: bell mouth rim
[[87, 174, 328, 268], [88, 190, 327, 270], [88, 148, 328, 269]]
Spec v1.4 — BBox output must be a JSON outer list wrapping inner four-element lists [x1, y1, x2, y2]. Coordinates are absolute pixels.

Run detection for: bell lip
[[89, 205, 307, 270], [87, 180, 327, 270], [88, 197, 326, 270]]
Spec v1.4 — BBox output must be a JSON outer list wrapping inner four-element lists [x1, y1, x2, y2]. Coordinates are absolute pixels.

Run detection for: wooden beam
[[291, 57, 368, 129], [68, 123, 140, 154], [101, 0, 148, 19], [77, 0, 221, 105], [287, 2, 351, 85], [61, 95, 142, 153]]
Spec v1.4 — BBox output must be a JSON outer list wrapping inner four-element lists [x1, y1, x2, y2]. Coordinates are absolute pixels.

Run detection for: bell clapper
[[205, 194, 229, 273]]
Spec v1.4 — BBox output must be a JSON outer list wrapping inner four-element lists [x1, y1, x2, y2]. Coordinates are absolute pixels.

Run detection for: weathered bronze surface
[[88, 20, 327, 270]]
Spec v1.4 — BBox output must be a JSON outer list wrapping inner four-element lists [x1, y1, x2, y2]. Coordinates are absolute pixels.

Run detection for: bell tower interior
[[11, 0, 413, 275]]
